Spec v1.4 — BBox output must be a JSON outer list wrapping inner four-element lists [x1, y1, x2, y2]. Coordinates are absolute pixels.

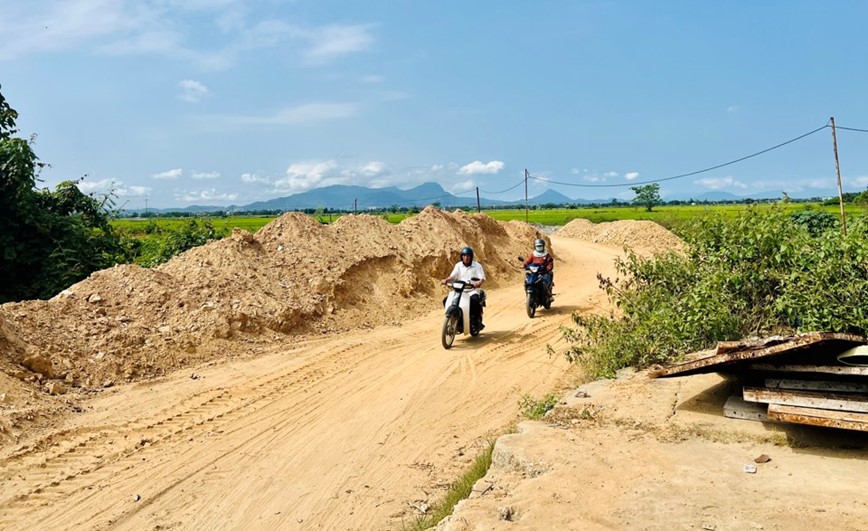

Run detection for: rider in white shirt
[[441, 246, 486, 329]]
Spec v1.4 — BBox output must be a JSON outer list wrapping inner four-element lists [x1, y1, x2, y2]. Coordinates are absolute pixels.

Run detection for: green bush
[[562, 206, 868, 378], [0, 86, 130, 302], [790, 208, 838, 236], [135, 219, 225, 268], [518, 393, 560, 419]]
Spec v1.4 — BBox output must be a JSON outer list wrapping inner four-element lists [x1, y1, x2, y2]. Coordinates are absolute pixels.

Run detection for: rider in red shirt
[[523, 238, 553, 297]]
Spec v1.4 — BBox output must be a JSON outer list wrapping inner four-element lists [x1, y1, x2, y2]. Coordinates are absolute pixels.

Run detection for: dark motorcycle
[[441, 278, 484, 349], [521, 261, 553, 318]]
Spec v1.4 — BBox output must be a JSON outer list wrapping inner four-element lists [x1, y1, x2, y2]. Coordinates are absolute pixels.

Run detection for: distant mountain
[[127, 182, 515, 214], [242, 182, 511, 211], [128, 182, 826, 216], [527, 189, 575, 205], [506, 189, 605, 207]]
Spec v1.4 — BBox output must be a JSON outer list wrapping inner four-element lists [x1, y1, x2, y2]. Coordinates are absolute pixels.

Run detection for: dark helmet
[[460, 246, 474, 261], [534, 238, 546, 252]]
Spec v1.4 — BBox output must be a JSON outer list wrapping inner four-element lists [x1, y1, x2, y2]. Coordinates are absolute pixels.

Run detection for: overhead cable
[[835, 125, 868, 133], [527, 124, 831, 188], [480, 177, 526, 195]]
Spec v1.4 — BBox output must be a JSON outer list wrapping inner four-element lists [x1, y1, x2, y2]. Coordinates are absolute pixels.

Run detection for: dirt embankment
[[0, 208, 550, 442], [557, 218, 685, 253]]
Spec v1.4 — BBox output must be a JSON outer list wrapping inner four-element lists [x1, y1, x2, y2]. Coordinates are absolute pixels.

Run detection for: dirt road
[[0, 236, 619, 530]]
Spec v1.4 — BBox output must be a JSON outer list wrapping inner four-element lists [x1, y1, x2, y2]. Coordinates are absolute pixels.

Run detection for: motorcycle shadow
[[529, 304, 582, 316], [444, 329, 509, 349]]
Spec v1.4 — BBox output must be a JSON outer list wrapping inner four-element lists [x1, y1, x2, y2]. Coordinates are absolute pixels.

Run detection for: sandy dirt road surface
[[0, 235, 618, 530]]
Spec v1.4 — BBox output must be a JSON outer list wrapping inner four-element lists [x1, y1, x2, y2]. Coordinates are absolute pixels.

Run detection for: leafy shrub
[[518, 393, 559, 419], [561, 206, 868, 378], [0, 86, 131, 301], [136, 219, 225, 268], [790, 208, 838, 236]]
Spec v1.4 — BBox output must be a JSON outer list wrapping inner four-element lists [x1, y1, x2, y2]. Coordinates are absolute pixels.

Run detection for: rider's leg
[[470, 294, 484, 328]]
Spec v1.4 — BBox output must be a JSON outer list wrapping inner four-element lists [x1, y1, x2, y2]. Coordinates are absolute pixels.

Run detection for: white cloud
[[570, 168, 580, 175], [77, 178, 151, 197], [851, 176, 868, 187], [752, 176, 861, 193], [624, 172, 640, 180], [124, 185, 152, 196], [458, 160, 505, 175], [583, 175, 605, 183], [450, 179, 476, 193], [695, 176, 748, 190], [178, 79, 209, 103], [153, 168, 183, 179], [0, 3, 375, 73], [359, 161, 387, 177], [0, 0, 131, 60], [304, 24, 374, 62], [361, 74, 384, 83], [179, 188, 239, 203], [241, 172, 270, 184], [727, 105, 741, 113], [431, 164, 444, 172], [275, 160, 341, 192], [603, 171, 618, 178], [217, 102, 357, 126], [77, 178, 114, 193], [191, 170, 219, 179]]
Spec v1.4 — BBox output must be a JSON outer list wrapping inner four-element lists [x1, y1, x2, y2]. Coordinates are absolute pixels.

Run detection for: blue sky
[[3, 1, 868, 208]]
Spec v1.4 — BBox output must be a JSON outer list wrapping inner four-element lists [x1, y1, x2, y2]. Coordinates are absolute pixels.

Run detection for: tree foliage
[[561, 206, 868, 378], [630, 183, 661, 212], [0, 85, 126, 302], [131, 219, 225, 268]]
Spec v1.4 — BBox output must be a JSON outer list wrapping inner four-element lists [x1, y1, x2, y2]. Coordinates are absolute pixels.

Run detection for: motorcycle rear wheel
[[441, 315, 458, 349], [526, 293, 536, 318]]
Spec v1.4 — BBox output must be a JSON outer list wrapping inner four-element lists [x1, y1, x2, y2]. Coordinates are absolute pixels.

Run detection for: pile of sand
[[0, 208, 545, 397], [557, 219, 685, 253]]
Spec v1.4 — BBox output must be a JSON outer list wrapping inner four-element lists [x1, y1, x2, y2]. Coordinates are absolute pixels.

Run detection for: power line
[[835, 125, 868, 133], [527, 124, 831, 188], [479, 177, 526, 195]]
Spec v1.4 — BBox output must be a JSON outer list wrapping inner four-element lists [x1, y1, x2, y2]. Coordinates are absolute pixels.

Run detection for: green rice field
[[112, 202, 860, 236]]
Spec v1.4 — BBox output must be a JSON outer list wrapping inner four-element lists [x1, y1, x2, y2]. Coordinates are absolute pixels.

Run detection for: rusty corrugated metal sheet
[[767, 403, 868, 432], [651, 332, 866, 378]]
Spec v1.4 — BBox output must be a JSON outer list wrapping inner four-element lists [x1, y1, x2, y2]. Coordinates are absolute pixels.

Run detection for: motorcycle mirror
[[517, 256, 525, 262]]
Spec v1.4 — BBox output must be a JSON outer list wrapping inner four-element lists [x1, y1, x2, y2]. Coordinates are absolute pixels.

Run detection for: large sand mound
[[557, 218, 685, 252], [0, 208, 546, 395]]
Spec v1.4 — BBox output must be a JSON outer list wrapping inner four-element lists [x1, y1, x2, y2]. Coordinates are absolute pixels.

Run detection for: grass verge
[[405, 441, 495, 531]]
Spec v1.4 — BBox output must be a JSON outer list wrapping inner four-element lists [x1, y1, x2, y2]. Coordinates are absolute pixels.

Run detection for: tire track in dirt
[[0, 338, 383, 529], [0, 236, 623, 530]]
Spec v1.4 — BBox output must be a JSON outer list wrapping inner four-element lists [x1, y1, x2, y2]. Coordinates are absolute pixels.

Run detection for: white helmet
[[534, 238, 546, 253]]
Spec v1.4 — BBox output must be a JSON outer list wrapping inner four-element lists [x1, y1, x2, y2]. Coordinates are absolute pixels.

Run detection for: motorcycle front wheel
[[441, 315, 458, 349], [526, 292, 536, 318]]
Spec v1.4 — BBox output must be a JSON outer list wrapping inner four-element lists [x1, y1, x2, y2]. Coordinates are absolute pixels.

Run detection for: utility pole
[[353, 198, 357, 214], [524, 168, 529, 223], [830, 117, 847, 236], [144, 198, 148, 217], [476, 187, 481, 213]]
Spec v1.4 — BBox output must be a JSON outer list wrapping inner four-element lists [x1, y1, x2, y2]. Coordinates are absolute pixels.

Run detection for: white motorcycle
[[441, 278, 484, 349]]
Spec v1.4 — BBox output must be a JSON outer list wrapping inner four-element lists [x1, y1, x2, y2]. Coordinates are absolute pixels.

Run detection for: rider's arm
[[442, 263, 460, 285], [472, 263, 485, 288]]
